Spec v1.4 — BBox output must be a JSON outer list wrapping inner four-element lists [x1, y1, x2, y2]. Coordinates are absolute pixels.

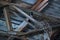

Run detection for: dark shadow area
[[13, 38, 21, 40], [51, 29, 60, 40]]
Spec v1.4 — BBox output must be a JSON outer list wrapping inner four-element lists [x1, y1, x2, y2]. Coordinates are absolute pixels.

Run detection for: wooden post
[[3, 8, 13, 31]]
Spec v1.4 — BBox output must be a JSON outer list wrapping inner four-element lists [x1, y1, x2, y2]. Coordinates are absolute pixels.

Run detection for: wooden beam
[[38, 2, 48, 12], [3, 8, 13, 31], [31, 0, 43, 10]]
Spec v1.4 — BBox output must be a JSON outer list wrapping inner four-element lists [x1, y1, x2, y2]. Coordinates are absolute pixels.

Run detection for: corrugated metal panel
[[41, 0, 60, 18], [22, 0, 37, 5]]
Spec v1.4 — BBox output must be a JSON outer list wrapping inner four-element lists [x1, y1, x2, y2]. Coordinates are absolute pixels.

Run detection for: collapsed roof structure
[[0, 0, 60, 40]]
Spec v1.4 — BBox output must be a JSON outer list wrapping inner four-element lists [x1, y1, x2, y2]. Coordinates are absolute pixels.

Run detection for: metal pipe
[[11, 12, 36, 31], [15, 21, 28, 31], [11, 11, 24, 21], [11, 11, 36, 29], [13, 6, 40, 24]]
